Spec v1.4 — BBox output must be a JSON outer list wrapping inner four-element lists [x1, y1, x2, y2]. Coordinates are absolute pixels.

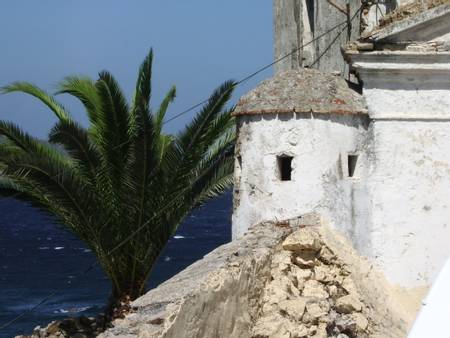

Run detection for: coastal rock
[[251, 313, 308, 338], [302, 280, 329, 299], [291, 265, 312, 284], [293, 250, 318, 268], [16, 316, 104, 338], [335, 295, 363, 314], [282, 228, 322, 253], [352, 312, 369, 332], [313, 323, 328, 338], [278, 298, 306, 320], [342, 277, 360, 297], [319, 246, 336, 264], [306, 301, 330, 319]]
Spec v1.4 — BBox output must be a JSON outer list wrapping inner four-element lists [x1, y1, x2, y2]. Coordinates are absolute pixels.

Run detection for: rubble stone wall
[[99, 215, 418, 338]]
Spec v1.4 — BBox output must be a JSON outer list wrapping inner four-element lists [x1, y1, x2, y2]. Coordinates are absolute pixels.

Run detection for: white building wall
[[232, 112, 369, 240], [346, 48, 450, 288], [360, 120, 450, 288]]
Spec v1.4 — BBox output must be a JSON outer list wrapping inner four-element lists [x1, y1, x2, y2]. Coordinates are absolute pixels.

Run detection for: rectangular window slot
[[348, 154, 359, 178], [305, 0, 315, 35], [278, 156, 293, 181], [237, 156, 242, 170]]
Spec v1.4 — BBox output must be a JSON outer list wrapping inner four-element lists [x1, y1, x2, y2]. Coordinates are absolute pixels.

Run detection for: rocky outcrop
[[99, 214, 416, 338], [17, 316, 106, 338]]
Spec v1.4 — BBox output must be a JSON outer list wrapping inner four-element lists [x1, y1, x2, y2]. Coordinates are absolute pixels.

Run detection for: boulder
[[278, 298, 307, 321], [282, 229, 323, 253], [251, 313, 308, 338], [313, 323, 328, 338], [294, 248, 320, 267], [352, 312, 369, 332], [302, 280, 329, 299], [342, 277, 359, 296], [335, 295, 363, 314], [318, 246, 336, 264], [306, 301, 330, 319]]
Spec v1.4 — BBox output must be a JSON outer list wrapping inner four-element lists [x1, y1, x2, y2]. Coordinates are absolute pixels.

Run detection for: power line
[[0, 5, 362, 332], [163, 17, 350, 125], [311, 5, 362, 68]]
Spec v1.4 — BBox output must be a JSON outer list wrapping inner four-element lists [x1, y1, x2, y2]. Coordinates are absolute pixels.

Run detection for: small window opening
[[348, 154, 359, 178], [305, 0, 315, 35], [278, 156, 293, 181]]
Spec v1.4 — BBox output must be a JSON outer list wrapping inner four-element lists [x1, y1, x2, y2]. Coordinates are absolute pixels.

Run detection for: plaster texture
[[232, 112, 369, 240], [361, 120, 450, 287], [347, 51, 450, 120], [343, 6, 450, 287]]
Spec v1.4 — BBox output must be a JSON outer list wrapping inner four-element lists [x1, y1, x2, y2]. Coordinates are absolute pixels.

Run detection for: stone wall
[[100, 215, 419, 338], [273, 0, 362, 75]]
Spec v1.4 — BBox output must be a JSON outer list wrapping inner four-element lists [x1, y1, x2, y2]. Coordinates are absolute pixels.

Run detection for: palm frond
[[178, 80, 235, 151], [1, 82, 70, 121], [132, 49, 153, 117], [56, 76, 102, 125], [94, 72, 130, 186], [49, 120, 101, 183], [155, 86, 176, 132], [0, 120, 55, 156]]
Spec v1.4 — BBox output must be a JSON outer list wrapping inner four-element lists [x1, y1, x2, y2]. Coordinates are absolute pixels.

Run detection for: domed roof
[[233, 69, 367, 116]]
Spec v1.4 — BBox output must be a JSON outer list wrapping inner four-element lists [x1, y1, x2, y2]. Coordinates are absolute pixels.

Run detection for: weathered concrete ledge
[[99, 214, 421, 338]]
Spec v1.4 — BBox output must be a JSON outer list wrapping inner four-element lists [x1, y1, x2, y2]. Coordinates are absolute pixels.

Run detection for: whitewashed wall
[[359, 120, 450, 288], [346, 41, 450, 287], [232, 112, 369, 240]]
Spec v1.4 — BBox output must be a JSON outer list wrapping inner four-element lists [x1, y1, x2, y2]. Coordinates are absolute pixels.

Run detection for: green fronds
[[93, 72, 131, 203], [133, 49, 153, 116], [178, 80, 235, 151], [0, 50, 236, 302], [1, 82, 70, 121], [0, 175, 24, 197], [155, 86, 176, 132], [56, 76, 102, 125], [0, 121, 68, 166], [1, 148, 98, 239], [49, 120, 101, 184]]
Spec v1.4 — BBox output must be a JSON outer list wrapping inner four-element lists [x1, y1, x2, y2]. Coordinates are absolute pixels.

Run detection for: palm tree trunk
[[104, 276, 146, 321]]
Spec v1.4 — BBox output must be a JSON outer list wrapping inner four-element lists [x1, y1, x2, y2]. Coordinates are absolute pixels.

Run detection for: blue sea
[[0, 192, 232, 338]]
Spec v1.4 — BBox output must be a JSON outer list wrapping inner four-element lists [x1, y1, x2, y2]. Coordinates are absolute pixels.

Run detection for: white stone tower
[[232, 69, 368, 240], [233, 2, 450, 290]]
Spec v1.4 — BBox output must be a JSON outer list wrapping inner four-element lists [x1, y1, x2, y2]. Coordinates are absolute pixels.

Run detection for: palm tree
[[0, 49, 235, 314]]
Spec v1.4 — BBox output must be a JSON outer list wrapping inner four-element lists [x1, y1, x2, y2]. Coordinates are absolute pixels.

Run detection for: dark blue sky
[[0, 1, 273, 138]]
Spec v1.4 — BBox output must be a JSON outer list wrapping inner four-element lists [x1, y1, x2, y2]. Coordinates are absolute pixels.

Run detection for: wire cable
[[163, 18, 350, 125]]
